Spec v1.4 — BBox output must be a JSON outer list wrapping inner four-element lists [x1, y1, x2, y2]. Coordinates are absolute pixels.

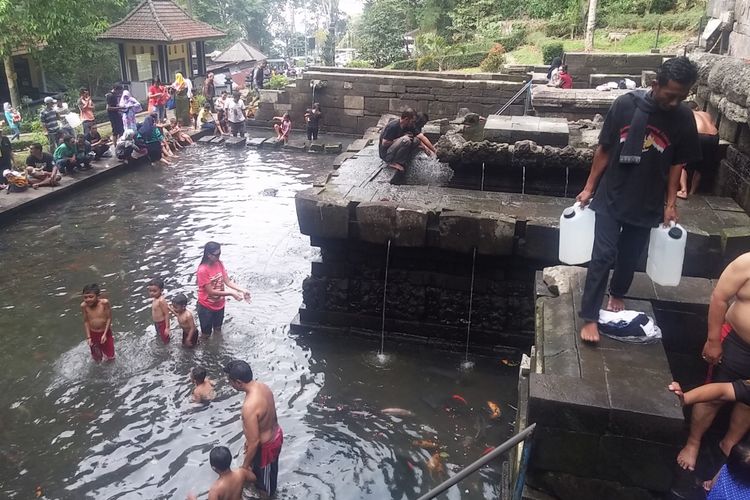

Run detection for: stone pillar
[[117, 43, 128, 82]]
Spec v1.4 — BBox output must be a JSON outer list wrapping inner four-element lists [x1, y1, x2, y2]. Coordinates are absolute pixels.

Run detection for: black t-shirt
[[306, 109, 321, 128], [379, 119, 407, 160], [26, 152, 55, 172], [106, 92, 120, 117], [0, 136, 11, 169], [590, 93, 701, 227]]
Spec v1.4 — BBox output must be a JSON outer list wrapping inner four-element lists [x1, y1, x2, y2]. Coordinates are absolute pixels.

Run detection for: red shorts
[[154, 320, 169, 343], [90, 328, 115, 362]]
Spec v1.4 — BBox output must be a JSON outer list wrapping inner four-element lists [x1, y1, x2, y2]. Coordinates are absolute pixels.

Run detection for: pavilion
[[98, 0, 225, 87]]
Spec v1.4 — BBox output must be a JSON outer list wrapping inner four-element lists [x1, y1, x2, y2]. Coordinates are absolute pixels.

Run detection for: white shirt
[[226, 99, 246, 123]]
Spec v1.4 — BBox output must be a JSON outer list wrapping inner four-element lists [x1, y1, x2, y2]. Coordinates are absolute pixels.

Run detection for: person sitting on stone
[[3, 168, 33, 192], [115, 129, 148, 164], [379, 108, 419, 172], [75, 135, 94, 170], [168, 117, 194, 145], [85, 124, 111, 160], [53, 135, 83, 175], [25, 142, 61, 187], [273, 113, 292, 144], [558, 65, 573, 89], [197, 102, 216, 133]]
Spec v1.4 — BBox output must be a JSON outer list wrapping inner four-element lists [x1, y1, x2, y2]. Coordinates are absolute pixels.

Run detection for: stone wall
[[562, 52, 672, 89], [255, 67, 530, 136], [690, 51, 750, 212]]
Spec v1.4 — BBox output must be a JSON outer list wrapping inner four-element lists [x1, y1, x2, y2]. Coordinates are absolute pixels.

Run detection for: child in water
[[191, 366, 216, 403], [81, 283, 115, 362], [171, 293, 198, 347], [187, 446, 255, 500], [148, 278, 170, 343]]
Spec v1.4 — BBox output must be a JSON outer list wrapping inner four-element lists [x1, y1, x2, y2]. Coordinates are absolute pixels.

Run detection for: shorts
[[196, 303, 224, 335], [252, 426, 283, 496], [710, 328, 750, 383], [686, 133, 719, 175], [731, 379, 750, 406], [89, 328, 115, 362], [182, 328, 197, 347], [108, 113, 124, 136], [229, 121, 244, 136], [154, 320, 169, 343]]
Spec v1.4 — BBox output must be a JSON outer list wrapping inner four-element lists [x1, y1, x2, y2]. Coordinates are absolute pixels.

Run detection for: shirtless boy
[[171, 293, 198, 347], [191, 366, 216, 403], [81, 283, 115, 362], [224, 360, 283, 497], [677, 252, 750, 471], [148, 278, 170, 343], [187, 446, 255, 500], [679, 101, 719, 199]]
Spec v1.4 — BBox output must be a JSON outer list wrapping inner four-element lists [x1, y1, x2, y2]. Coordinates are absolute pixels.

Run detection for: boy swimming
[[191, 366, 216, 403], [148, 278, 170, 343], [171, 293, 198, 347], [81, 283, 115, 362]]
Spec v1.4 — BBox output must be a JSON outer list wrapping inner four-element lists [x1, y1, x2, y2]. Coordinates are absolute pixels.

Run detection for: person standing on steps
[[575, 56, 702, 344]]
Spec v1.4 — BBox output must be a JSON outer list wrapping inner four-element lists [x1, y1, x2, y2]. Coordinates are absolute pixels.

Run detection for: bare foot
[[677, 190, 688, 200], [668, 382, 685, 406], [607, 296, 625, 312], [580, 321, 600, 343], [677, 441, 700, 471], [702, 479, 714, 492], [387, 162, 404, 172]]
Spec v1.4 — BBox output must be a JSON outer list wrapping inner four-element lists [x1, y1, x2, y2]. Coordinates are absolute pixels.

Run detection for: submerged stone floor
[[297, 144, 750, 278]]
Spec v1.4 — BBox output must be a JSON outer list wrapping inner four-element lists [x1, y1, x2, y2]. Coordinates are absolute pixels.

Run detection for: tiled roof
[[99, 0, 225, 42], [212, 40, 267, 64]]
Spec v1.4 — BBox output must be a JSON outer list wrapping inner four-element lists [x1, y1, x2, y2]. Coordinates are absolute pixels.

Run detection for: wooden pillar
[[158, 45, 169, 81], [186, 41, 194, 76], [196, 41, 206, 75], [117, 43, 128, 82]]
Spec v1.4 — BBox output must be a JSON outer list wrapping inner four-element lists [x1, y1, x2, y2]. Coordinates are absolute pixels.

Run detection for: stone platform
[[484, 115, 570, 147], [297, 145, 750, 278], [527, 266, 689, 498], [532, 87, 629, 121]]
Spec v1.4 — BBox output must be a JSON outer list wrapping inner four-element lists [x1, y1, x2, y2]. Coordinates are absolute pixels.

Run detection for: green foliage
[[494, 25, 527, 52], [416, 55, 437, 71], [479, 44, 506, 72], [391, 51, 487, 71], [354, 0, 413, 67], [268, 74, 290, 90], [601, 6, 703, 30], [345, 59, 374, 68], [542, 42, 564, 64]]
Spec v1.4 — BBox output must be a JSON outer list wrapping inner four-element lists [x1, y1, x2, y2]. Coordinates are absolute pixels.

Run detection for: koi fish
[[426, 452, 446, 477], [501, 358, 520, 367], [412, 439, 440, 451], [482, 446, 495, 456], [451, 394, 467, 405], [382, 408, 414, 417], [487, 401, 501, 419]]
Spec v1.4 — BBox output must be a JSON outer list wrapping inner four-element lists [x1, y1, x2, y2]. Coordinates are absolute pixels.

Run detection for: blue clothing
[[708, 465, 750, 499]]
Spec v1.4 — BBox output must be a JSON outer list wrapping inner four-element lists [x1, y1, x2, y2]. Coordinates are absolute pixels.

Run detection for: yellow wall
[[122, 42, 190, 81]]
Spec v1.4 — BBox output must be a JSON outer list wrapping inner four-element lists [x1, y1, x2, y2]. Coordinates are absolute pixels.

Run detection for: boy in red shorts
[[81, 283, 115, 362], [148, 277, 170, 343]]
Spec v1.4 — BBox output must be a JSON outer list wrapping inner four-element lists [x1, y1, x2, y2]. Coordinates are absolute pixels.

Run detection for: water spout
[[461, 247, 478, 371], [378, 239, 392, 358], [564, 167, 570, 198], [521, 166, 526, 195], [480, 162, 485, 191]]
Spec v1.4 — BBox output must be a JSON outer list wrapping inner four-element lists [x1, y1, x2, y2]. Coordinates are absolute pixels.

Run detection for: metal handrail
[[495, 80, 533, 116], [415, 423, 536, 500]]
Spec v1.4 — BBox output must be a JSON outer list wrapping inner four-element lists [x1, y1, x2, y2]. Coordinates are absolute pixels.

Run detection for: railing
[[495, 80, 533, 116], [415, 423, 536, 500]]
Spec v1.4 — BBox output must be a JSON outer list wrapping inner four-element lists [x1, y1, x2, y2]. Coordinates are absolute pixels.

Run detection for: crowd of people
[[81, 242, 284, 498]]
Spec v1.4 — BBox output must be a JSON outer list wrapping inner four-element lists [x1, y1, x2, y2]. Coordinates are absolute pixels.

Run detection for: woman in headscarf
[[171, 72, 192, 127], [115, 129, 148, 164], [119, 90, 142, 132], [137, 112, 170, 165], [4, 102, 20, 140], [547, 56, 562, 81]]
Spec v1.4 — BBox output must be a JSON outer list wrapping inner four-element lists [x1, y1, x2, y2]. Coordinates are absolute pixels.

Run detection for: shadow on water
[[0, 140, 517, 499]]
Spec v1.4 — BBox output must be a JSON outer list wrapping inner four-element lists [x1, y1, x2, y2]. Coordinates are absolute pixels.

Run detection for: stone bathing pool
[[0, 144, 518, 499]]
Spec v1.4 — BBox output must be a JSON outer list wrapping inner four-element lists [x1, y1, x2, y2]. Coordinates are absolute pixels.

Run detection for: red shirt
[[559, 72, 573, 89], [197, 261, 228, 310]]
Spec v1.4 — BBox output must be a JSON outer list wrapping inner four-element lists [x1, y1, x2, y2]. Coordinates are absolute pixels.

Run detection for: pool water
[[0, 142, 518, 499]]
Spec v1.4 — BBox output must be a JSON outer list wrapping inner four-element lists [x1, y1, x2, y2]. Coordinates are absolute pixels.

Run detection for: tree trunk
[[3, 52, 19, 108], [584, 0, 598, 52]]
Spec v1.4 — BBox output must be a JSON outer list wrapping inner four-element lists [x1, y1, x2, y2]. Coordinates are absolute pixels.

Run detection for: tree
[[0, 0, 120, 108], [355, 0, 413, 67], [584, 0, 597, 51]]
